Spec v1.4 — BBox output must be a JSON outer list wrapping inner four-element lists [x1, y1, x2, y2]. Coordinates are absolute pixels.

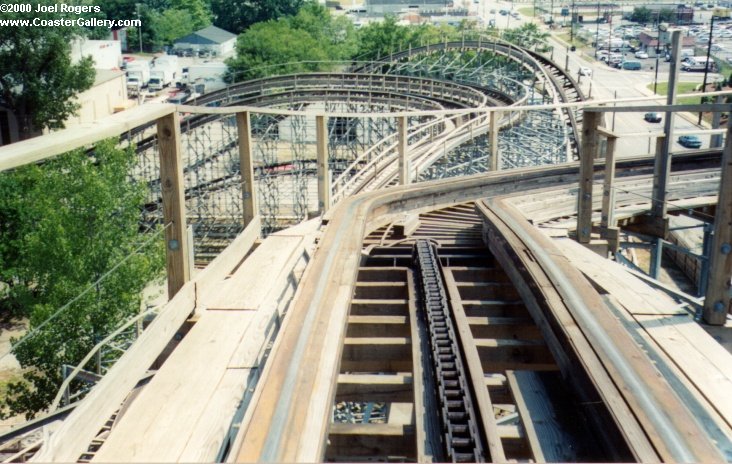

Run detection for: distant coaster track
[[353, 39, 586, 159]]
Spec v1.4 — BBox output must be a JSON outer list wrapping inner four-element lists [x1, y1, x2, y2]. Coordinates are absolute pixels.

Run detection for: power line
[[0, 222, 172, 365]]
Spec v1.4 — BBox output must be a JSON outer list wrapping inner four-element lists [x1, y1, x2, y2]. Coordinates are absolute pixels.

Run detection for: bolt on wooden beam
[[704, 118, 732, 325], [157, 112, 191, 298]]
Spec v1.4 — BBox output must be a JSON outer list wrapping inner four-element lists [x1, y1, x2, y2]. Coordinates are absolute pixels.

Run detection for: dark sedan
[[678, 135, 702, 148], [644, 112, 662, 123]]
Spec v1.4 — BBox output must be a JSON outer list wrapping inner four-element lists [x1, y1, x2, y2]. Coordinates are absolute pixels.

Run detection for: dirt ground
[[0, 315, 27, 433]]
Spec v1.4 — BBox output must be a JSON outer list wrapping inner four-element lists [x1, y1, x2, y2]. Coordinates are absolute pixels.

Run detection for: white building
[[366, 0, 450, 16], [71, 39, 123, 70]]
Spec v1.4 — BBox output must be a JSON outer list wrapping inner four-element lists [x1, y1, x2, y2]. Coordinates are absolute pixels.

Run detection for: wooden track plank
[[335, 374, 413, 403], [326, 423, 416, 459], [194, 216, 261, 296], [634, 314, 732, 431], [443, 268, 507, 462], [482, 198, 725, 462], [346, 315, 410, 338], [229, 161, 720, 463], [554, 238, 687, 316], [92, 311, 255, 462], [201, 236, 304, 310], [407, 269, 439, 462], [31, 283, 196, 463], [177, 368, 251, 462]]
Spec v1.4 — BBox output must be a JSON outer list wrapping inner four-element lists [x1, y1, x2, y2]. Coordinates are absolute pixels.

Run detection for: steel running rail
[[229, 149, 724, 462]]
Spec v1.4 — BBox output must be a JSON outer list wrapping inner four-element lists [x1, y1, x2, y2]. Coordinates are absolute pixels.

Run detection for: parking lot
[[574, 17, 732, 77]]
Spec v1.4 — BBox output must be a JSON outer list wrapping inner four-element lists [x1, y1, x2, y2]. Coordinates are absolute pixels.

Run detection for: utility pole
[[699, 15, 716, 125], [594, 2, 600, 58], [651, 28, 681, 235], [570, 0, 576, 42], [653, 11, 661, 94], [550, 0, 554, 26], [136, 3, 143, 53]]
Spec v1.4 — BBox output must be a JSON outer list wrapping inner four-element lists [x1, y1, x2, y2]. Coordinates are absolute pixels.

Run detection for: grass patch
[[556, 32, 572, 44], [518, 6, 534, 16], [648, 81, 701, 104], [0, 371, 23, 399]]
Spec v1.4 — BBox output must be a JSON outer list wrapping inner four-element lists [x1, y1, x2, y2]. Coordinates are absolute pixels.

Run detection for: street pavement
[[471, 0, 721, 156]]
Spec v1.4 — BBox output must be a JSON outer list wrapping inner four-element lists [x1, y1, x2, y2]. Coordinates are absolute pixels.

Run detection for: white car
[[579, 66, 593, 76], [635, 51, 649, 59]]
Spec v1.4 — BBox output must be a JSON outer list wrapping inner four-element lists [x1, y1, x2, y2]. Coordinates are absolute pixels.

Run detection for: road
[[550, 35, 714, 156], [470, 0, 719, 156]]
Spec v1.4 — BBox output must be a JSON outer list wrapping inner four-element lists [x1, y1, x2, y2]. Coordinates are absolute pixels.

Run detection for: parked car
[[622, 60, 642, 70], [167, 90, 192, 104], [644, 112, 662, 123], [678, 135, 702, 148], [635, 51, 649, 59], [579, 66, 593, 76]]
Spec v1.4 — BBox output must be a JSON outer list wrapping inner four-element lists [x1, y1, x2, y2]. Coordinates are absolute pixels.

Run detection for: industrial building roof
[[175, 25, 236, 46]]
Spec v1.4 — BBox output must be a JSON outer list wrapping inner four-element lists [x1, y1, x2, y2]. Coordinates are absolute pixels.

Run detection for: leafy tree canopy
[[225, 2, 356, 81], [354, 16, 456, 61], [0, 0, 95, 139], [630, 6, 653, 24], [150, 8, 196, 47], [211, 0, 304, 34], [226, 19, 330, 80], [501, 23, 550, 51], [170, 0, 212, 30], [0, 140, 164, 418], [355, 15, 413, 61]]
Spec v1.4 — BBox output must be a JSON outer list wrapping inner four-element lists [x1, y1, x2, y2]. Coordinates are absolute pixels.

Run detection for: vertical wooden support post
[[157, 112, 190, 299], [652, 30, 681, 232], [316, 114, 330, 213], [398, 115, 410, 185], [650, 238, 663, 279], [704, 119, 732, 325], [647, 135, 670, 238], [577, 111, 599, 244], [711, 95, 724, 149], [490, 111, 500, 171], [600, 135, 618, 250], [236, 111, 257, 227]]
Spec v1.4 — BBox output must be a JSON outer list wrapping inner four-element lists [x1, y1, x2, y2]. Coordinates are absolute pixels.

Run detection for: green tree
[[0, 0, 95, 139], [630, 6, 652, 24], [355, 16, 412, 60], [150, 8, 196, 47], [226, 3, 358, 81], [0, 139, 164, 418], [502, 23, 550, 50], [289, 3, 357, 60], [126, 3, 161, 52], [226, 19, 331, 80], [211, 0, 304, 34], [170, 0, 212, 30], [658, 8, 677, 23]]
